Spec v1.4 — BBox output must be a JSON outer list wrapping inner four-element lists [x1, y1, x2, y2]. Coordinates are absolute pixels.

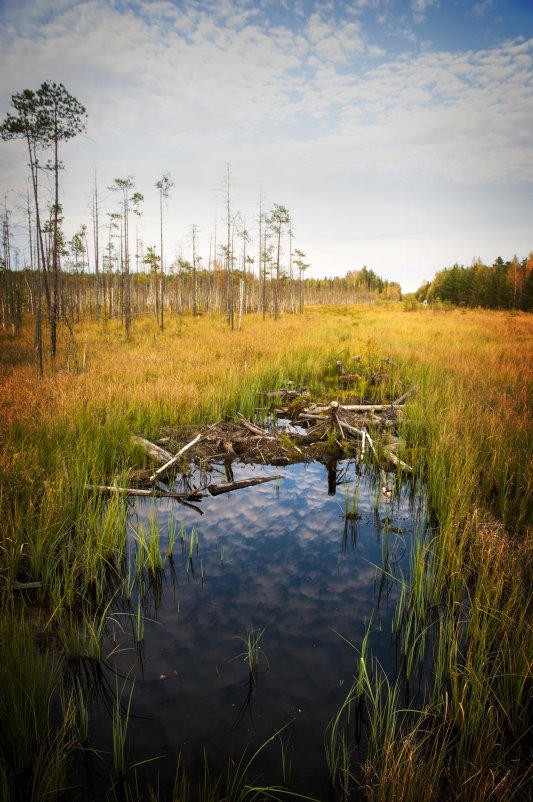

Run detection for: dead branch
[[384, 449, 413, 473], [93, 485, 205, 501], [208, 475, 280, 496], [392, 385, 418, 405], [149, 433, 204, 482], [11, 581, 42, 590], [236, 413, 274, 438], [337, 420, 364, 439], [310, 403, 398, 413]]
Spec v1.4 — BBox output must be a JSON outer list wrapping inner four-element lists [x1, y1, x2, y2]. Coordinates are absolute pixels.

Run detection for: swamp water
[[73, 459, 427, 799]]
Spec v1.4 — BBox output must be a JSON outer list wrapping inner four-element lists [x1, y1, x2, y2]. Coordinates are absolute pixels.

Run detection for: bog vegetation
[[1, 304, 531, 801], [1, 81, 532, 801]]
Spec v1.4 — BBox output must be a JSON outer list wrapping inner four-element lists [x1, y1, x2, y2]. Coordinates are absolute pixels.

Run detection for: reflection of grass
[[172, 724, 303, 802]]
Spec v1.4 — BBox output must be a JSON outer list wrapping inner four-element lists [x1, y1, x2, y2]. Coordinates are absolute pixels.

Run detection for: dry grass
[[2, 306, 531, 426]]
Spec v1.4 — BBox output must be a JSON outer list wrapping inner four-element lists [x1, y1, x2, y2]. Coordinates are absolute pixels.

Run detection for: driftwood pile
[[94, 386, 416, 506]]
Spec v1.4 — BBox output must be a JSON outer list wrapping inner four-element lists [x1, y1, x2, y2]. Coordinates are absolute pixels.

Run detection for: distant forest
[[0, 260, 400, 336], [415, 255, 533, 311]]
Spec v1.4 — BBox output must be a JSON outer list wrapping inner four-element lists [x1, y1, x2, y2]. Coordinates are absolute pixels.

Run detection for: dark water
[[77, 460, 426, 798]]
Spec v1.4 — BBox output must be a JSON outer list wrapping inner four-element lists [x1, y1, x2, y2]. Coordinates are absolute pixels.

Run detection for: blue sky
[[0, 0, 532, 291]]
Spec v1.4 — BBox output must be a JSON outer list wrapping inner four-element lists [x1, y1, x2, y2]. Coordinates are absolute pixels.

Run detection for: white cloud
[[0, 0, 531, 292], [472, 0, 495, 18], [411, 0, 439, 23]]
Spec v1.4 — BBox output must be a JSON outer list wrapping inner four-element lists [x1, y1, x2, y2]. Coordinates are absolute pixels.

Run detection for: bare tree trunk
[[93, 174, 100, 321]]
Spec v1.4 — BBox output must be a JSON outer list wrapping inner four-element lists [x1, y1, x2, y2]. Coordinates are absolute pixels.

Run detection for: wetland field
[[0, 305, 531, 801]]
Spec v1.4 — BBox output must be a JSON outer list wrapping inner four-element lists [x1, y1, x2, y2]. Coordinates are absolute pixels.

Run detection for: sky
[[0, 0, 532, 292]]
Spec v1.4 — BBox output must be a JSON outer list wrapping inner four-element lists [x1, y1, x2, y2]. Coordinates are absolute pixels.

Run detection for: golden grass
[[2, 306, 531, 424], [2, 306, 530, 526]]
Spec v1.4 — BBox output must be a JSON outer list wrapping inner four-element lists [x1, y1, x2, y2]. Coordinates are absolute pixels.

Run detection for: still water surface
[[83, 459, 426, 797]]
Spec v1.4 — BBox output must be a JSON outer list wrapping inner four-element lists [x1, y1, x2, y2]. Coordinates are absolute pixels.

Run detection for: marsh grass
[[111, 676, 135, 782], [343, 477, 360, 520], [0, 611, 73, 801], [1, 307, 531, 799], [234, 626, 268, 684]]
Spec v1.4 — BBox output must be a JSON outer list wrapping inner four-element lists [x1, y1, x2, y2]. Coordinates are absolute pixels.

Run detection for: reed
[[234, 626, 268, 683], [0, 610, 72, 801], [111, 676, 135, 782], [343, 476, 360, 520]]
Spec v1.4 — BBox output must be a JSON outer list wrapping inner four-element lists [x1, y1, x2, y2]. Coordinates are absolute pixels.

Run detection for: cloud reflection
[[92, 461, 423, 793]]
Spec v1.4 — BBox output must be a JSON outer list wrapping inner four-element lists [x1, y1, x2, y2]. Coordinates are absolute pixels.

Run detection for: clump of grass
[[234, 626, 268, 683], [344, 477, 360, 520], [167, 516, 177, 560], [111, 676, 135, 783]]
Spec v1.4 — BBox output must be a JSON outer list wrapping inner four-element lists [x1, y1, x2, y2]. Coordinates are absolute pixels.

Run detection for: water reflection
[[84, 460, 426, 797]]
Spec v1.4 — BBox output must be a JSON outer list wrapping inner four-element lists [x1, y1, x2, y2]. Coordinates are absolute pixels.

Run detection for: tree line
[[0, 81, 399, 376], [415, 256, 533, 311]]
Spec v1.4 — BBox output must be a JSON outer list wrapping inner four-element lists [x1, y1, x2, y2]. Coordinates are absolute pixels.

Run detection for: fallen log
[[93, 485, 205, 501], [236, 413, 275, 438], [149, 433, 203, 482], [392, 385, 417, 406], [310, 403, 398, 413], [11, 580, 42, 591], [208, 475, 280, 496], [132, 435, 174, 465], [384, 449, 413, 474], [305, 420, 329, 436], [307, 390, 416, 415], [337, 420, 364, 438]]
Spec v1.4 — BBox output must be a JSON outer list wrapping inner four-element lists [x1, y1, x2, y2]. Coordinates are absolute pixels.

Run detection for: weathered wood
[[12, 580, 42, 590], [93, 485, 205, 501], [392, 385, 417, 406], [384, 449, 412, 473], [354, 414, 396, 429], [208, 475, 280, 496], [149, 433, 203, 482], [362, 428, 378, 458], [304, 420, 328, 436], [337, 421, 364, 438], [336, 419, 346, 438], [236, 413, 274, 438], [310, 403, 396, 413], [306, 392, 416, 415], [132, 435, 173, 465]]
